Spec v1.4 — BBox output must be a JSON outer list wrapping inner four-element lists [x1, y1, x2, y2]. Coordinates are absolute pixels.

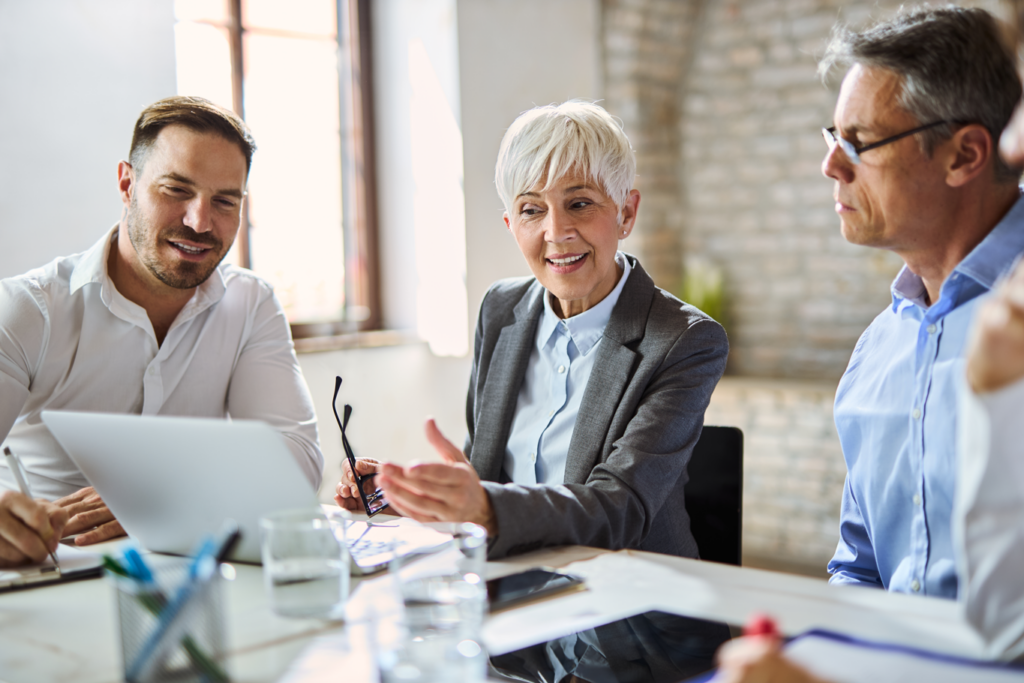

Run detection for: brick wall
[[602, 0, 1010, 573], [604, 0, 913, 380], [603, 0, 703, 289], [704, 377, 844, 571], [679, 0, 913, 379]]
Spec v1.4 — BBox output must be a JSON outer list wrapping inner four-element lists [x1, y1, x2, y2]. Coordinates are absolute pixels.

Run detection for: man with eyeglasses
[[818, 5, 1024, 601], [706, 7, 1024, 683]]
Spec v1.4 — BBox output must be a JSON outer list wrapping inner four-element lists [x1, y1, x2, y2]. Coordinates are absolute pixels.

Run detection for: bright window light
[[173, 0, 345, 324], [408, 38, 468, 356]]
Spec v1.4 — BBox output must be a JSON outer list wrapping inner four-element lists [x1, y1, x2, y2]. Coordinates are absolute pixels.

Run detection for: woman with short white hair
[[336, 100, 728, 560]]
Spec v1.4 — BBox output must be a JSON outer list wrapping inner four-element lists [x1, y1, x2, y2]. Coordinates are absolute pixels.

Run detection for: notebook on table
[[0, 543, 102, 591]]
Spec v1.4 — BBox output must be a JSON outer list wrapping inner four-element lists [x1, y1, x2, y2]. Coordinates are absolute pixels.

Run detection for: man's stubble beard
[[126, 193, 228, 290]]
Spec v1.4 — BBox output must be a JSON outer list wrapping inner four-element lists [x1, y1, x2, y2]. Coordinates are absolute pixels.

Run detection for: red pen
[[743, 613, 780, 638]]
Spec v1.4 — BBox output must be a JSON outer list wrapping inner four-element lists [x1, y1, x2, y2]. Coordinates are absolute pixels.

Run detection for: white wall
[[457, 0, 603, 336], [0, 0, 177, 279], [299, 344, 472, 501], [373, 0, 464, 335]]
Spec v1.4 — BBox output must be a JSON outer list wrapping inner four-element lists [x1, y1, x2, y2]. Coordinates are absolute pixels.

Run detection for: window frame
[[220, 0, 381, 337]]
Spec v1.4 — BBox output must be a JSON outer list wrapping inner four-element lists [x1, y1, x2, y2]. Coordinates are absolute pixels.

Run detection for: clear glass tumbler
[[379, 522, 488, 682], [259, 507, 350, 619]]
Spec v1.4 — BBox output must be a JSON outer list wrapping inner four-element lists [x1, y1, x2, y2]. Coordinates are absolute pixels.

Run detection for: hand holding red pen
[[714, 614, 832, 683]]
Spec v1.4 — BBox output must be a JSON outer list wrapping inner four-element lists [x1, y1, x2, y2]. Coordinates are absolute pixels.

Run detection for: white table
[[0, 541, 985, 683]]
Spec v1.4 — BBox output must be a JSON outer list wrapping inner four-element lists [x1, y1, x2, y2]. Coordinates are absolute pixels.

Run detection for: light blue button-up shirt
[[503, 253, 632, 485], [829, 195, 1024, 598]]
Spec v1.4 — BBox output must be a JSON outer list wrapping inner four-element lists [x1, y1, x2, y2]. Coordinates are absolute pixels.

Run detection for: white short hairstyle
[[494, 100, 637, 215]]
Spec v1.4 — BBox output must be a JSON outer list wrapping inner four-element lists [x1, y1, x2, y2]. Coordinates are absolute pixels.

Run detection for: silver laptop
[[41, 411, 452, 571], [41, 411, 317, 563]]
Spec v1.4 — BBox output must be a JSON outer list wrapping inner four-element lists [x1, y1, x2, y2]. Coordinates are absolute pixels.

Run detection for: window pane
[[173, 23, 234, 112], [174, 20, 245, 268], [243, 0, 335, 37], [243, 32, 344, 323], [174, 0, 229, 24]]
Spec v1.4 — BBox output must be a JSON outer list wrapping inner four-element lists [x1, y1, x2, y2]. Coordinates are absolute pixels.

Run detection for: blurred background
[[0, 0, 1012, 577]]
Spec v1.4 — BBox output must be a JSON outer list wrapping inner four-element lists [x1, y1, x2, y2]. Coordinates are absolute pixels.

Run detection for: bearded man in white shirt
[[0, 96, 323, 566]]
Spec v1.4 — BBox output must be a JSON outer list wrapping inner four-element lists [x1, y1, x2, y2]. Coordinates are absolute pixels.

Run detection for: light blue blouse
[[503, 252, 631, 485]]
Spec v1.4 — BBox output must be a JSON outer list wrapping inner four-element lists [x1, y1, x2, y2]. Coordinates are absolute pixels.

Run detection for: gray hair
[[819, 5, 1022, 182], [494, 100, 636, 216]]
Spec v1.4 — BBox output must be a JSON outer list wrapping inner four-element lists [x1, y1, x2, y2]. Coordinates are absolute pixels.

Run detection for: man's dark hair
[[819, 6, 1022, 182], [128, 96, 256, 175]]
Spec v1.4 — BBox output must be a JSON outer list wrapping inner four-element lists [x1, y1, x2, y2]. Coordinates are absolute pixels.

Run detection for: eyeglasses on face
[[822, 120, 956, 165]]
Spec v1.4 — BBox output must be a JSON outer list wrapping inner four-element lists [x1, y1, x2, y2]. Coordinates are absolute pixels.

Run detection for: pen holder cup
[[112, 560, 229, 683]]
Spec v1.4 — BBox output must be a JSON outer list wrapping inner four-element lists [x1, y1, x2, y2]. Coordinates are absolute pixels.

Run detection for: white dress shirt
[[955, 372, 1024, 660], [504, 252, 631, 485], [0, 226, 323, 500]]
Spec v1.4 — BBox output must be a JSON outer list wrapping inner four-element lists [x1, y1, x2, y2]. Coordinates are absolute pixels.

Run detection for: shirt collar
[[69, 224, 117, 295], [538, 251, 632, 356], [68, 223, 228, 319], [890, 191, 1024, 311]]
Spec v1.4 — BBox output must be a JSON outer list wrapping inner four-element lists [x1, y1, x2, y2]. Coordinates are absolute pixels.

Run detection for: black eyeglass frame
[[332, 376, 389, 517], [822, 119, 959, 165]]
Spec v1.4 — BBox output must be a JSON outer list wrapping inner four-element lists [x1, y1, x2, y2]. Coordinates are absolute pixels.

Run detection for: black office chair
[[683, 425, 744, 566]]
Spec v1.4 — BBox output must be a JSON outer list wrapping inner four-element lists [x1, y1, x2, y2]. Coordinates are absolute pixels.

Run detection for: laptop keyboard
[[348, 537, 392, 563], [342, 520, 452, 573]]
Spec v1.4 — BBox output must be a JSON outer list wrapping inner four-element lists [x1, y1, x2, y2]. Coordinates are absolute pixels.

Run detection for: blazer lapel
[[563, 256, 654, 485], [471, 284, 544, 482]]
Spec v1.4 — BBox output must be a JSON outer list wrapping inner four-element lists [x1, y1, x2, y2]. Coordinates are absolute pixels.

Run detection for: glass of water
[[379, 522, 488, 682], [259, 507, 350, 619]]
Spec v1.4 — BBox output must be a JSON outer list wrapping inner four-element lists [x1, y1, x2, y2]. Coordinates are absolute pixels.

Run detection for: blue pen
[[125, 522, 239, 682], [126, 543, 218, 681], [123, 547, 155, 586], [116, 546, 227, 682]]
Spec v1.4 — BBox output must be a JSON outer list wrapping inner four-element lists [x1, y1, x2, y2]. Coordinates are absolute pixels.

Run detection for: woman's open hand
[[376, 419, 497, 536]]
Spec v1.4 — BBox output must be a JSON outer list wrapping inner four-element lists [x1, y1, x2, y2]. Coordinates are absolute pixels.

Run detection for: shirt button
[[548, 410, 554, 417], [530, 452, 536, 462], [913, 494, 921, 506], [911, 408, 921, 420], [558, 365, 566, 374], [148, 367, 157, 376], [911, 579, 921, 592], [926, 324, 937, 334]]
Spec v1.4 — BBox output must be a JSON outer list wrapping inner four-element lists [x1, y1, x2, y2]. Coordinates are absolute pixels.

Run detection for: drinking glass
[[378, 522, 488, 682], [259, 508, 350, 619]]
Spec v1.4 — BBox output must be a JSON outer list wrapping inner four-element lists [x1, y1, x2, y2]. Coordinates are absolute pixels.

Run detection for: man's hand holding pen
[[0, 490, 68, 567]]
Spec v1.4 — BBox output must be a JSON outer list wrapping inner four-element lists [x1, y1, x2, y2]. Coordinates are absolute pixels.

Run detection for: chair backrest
[[683, 425, 743, 566]]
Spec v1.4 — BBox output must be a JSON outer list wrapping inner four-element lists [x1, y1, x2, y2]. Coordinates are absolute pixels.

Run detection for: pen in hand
[[3, 446, 61, 568]]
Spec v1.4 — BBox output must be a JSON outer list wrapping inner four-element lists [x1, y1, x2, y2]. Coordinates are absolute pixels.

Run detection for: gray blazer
[[466, 255, 728, 559]]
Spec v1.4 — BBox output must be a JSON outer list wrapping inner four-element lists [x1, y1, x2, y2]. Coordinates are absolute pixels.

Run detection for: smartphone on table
[[486, 568, 585, 612]]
